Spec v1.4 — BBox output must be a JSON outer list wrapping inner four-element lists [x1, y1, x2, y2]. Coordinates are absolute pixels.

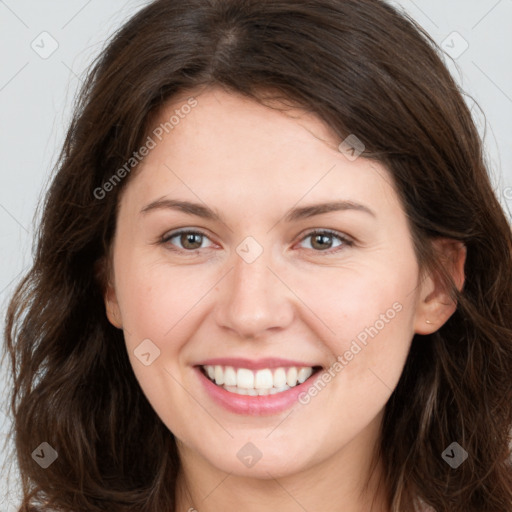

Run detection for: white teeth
[[224, 366, 237, 386], [203, 364, 317, 394], [269, 386, 290, 395], [237, 368, 254, 389], [286, 367, 298, 387], [273, 368, 287, 388], [224, 385, 291, 396], [224, 386, 247, 395], [298, 367, 313, 383], [214, 365, 224, 385], [254, 369, 273, 389]]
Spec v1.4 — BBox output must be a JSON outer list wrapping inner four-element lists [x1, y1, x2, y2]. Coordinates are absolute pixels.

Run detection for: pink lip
[[194, 366, 323, 416], [195, 357, 321, 370]]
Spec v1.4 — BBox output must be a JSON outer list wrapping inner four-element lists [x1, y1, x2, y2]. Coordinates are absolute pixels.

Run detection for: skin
[[104, 86, 466, 512]]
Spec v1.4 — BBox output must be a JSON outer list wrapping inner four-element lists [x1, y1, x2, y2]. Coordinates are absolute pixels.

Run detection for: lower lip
[[194, 366, 323, 416]]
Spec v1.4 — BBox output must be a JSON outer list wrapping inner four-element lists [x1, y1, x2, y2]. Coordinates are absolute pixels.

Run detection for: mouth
[[197, 364, 323, 396]]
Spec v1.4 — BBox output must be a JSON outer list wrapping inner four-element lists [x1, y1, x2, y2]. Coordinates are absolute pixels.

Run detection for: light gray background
[[1, 0, 511, 508]]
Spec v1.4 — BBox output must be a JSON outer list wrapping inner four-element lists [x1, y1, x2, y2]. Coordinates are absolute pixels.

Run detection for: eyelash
[[160, 228, 354, 255]]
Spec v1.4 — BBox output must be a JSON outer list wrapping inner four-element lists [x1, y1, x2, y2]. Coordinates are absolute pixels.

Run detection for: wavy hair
[[4, 0, 512, 510]]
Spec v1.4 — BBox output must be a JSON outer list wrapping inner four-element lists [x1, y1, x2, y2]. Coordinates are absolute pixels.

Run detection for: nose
[[215, 245, 295, 339]]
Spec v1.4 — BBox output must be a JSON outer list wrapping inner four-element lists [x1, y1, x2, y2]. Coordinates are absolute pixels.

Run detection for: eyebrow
[[140, 198, 376, 221]]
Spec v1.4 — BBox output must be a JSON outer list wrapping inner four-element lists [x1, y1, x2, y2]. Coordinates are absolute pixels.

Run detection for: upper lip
[[195, 357, 323, 370]]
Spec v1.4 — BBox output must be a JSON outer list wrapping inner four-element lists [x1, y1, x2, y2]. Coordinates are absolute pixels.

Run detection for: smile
[[200, 364, 322, 396]]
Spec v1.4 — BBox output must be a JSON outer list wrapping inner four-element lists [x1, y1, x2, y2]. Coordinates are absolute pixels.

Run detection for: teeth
[[254, 369, 273, 389], [224, 366, 237, 386], [273, 368, 287, 388], [237, 368, 254, 389], [202, 364, 317, 394], [223, 385, 291, 396], [214, 365, 224, 385], [269, 386, 290, 395], [286, 367, 297, 387], [298, 367, 313, 383]]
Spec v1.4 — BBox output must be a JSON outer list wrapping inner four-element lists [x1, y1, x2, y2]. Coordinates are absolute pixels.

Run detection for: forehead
[[121, 87, 402, 219]]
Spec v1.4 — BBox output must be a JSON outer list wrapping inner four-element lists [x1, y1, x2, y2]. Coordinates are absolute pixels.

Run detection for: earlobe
[[414, 239, 466, 335]]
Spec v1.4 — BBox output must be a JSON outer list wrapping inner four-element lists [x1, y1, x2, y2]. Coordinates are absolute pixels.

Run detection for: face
[[104, 86, 445, 481]]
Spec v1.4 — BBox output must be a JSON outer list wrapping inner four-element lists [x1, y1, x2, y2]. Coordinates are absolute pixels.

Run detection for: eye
[[161, 229, 214, 252], [160, 228, 353, 254], [297, 229, 353, 253]]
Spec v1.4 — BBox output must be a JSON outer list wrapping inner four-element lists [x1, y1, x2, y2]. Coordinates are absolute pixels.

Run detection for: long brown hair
[[4, 0, 512, 510]]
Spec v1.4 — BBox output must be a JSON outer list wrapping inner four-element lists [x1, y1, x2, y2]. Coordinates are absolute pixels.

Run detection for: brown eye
[[162, 230, 213, 252], [180, 232, 203, 250], [298, 230, 353, 253], [311, 233, 334, 250]]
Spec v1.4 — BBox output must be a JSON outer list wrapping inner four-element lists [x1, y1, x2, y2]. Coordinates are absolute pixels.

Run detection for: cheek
[[290, 255, 419, 391], [295, 259, 416, 338], [114, 259, 208, 432], [116, 253, 211, 345]]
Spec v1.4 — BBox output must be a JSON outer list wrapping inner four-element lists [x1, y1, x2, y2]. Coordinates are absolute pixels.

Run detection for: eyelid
[[295, 228, 354, 253], [159, 227, 354, 254], [160, 228, 214, 249]]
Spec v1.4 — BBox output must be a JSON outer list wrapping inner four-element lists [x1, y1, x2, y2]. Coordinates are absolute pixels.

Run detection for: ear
[[104, 281, 123, 329], [413, 238, 466, 335], [94, 256, 123, 329]]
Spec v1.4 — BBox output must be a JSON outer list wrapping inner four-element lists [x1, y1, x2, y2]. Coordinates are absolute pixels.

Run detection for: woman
[[4, 0, 512, 511]]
